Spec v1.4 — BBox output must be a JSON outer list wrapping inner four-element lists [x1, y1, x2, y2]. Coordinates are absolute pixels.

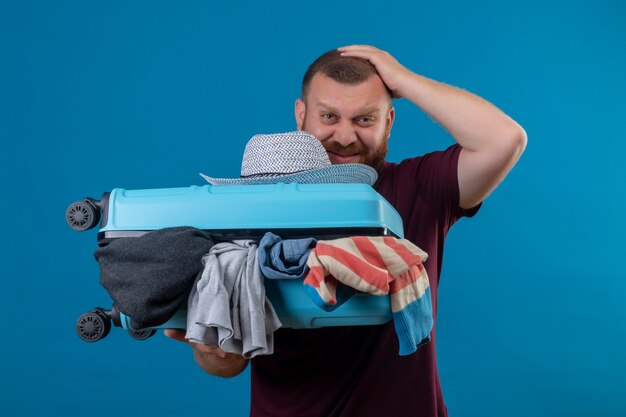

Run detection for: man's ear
[[295, 98, 306, 130], [386, 106, 395, 140]]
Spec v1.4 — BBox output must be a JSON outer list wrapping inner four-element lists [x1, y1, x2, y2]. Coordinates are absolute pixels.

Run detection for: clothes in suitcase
[[67, 182, 407, 342]]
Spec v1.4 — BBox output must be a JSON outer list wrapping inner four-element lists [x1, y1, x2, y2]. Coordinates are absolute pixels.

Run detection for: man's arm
[[338, 45, 527, 209], [164, 329, 249, 378]]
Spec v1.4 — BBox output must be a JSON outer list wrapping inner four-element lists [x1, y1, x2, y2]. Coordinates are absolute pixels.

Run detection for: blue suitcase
[[66, 182, 404, 342]]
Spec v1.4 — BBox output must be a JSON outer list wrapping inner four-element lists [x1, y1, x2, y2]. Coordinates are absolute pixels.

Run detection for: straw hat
[[200, 131, 377, 186]]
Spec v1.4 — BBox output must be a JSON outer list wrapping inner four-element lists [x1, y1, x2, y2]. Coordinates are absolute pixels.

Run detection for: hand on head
[[337, 45, 412, 99]]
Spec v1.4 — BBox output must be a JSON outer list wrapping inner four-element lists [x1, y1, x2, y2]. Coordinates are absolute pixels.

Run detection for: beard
[[323, 139, 388, 174], [302, 121, 388, 174]]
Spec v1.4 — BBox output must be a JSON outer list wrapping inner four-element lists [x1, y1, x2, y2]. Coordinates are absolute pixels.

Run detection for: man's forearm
[[337, 45, 527, 209], [337, 45, 525, 151], [399, 72, 525, 151]]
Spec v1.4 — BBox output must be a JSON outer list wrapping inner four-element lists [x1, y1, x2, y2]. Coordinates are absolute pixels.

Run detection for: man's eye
[[321, 113, 336, 120], [357, 117, 375, 125]]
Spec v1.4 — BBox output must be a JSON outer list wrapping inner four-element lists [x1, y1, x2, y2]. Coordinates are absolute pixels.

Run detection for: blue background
[[1, 1, 625, 416]]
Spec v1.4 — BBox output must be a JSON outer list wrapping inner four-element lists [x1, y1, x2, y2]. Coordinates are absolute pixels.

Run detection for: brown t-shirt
[[250, 144, 480, 417]]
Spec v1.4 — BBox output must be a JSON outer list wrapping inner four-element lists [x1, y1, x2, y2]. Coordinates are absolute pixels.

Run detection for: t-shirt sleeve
[[396, 143, 481, 228]]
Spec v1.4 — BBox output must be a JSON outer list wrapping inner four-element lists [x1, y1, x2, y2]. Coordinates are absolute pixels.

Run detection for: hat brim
[[200, 163, 378, 186]]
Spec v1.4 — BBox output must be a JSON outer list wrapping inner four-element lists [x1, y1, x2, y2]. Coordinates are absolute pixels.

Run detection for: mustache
[[323, 141, 366, 155]]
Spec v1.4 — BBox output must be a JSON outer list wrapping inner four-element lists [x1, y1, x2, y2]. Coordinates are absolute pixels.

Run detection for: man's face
[[295, 73, 395, 173]]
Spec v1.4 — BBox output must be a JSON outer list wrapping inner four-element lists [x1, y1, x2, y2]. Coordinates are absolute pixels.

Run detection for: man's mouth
[[327, 151, 360, 164]]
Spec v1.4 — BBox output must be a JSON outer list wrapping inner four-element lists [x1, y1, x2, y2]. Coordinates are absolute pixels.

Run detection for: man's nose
[[333, 122, 357, 146]]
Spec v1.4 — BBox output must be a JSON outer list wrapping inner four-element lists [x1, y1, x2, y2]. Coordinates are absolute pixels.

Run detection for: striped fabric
[[303, 236, 433, 355]]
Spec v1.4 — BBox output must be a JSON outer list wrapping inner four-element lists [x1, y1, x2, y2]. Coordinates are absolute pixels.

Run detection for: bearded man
[[167, 45, 527, 417]]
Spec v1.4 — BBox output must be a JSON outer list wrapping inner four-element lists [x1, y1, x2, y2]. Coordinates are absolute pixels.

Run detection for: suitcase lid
[[98, 183, 404, 241]]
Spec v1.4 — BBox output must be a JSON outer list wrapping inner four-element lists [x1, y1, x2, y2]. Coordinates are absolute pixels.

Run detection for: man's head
[[296, 49, 395, 174]]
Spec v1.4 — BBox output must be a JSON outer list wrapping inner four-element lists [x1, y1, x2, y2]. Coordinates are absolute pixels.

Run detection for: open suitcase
[[66, 182, 404, 342]]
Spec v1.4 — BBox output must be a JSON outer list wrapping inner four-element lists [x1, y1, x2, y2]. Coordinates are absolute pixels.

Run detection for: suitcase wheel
[[128, 328, 157, 341], [76, 310, 111, 342], [66, 198, 101, 231]]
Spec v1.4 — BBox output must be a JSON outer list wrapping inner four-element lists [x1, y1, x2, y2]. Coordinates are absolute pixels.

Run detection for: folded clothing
[[94, 227, 215, 329], [303, 236, 433, 355], [257, 232, 317, 280], [186, 240, 282, 358]]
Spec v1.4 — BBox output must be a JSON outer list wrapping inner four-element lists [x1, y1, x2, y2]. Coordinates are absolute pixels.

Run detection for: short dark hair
[[301, 49, 392, 100]]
